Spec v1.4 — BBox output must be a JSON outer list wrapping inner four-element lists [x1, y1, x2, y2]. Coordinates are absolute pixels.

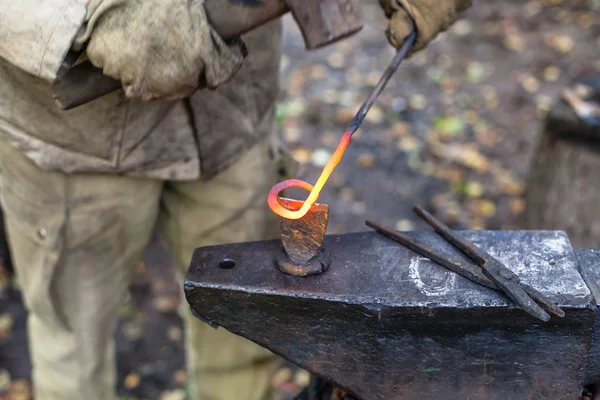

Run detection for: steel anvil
[[184, 229, 600, 400]]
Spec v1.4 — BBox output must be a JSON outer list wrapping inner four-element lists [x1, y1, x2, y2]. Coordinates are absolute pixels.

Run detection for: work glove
[[379, 0, 472, 54], [72, 0, 246, 101]]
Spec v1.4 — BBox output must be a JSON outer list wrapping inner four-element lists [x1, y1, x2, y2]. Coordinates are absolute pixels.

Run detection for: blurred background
[[1, 0, 600, 399]]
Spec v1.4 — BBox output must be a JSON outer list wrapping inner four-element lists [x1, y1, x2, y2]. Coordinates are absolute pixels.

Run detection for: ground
[[1, 0, 599, 399]]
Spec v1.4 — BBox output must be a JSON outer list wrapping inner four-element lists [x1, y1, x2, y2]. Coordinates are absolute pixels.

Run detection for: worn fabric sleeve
[[0, 0, 88, 81]]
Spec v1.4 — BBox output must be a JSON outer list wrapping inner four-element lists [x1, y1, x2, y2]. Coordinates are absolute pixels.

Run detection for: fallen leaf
[[430, 143, 490, 173], [434, 167, 463, 183], [336, 106, 359, 125], [468, 217, 486, 230], [543, 65, 561, 82], [284, 125, 301, 143], [173, 369, 187, 386], [339, 90, 356, 107], [397, 136, 421, 152], [322, 88, 339, 105], [292, 148, 311, 164], [465, 181, 484, 198], [124, 374, 140, 390], [433, 116, 465, 136], [391, 122, 410, 137], [545, 33, 575, 53], [520, 74, 540, 93], [365, 106, 384, 124], [283, 99, 306, 118], [450, 20, 472, 36], [326, 52, 345, 69], [311, 149, 332, 167], [408, 94, 427, 110], [503, 33, 526, 53], [510, 198, 526, 214], [577, 14, 594, 29], [152, 295, 179, 313], [524, 1, 542, 17], [466, 62, 485, 83], [160, 389, 186, 400], [473, 199, 496, 218], [366, 70, 383, 86], [493, 168, 525, 196], [357, 153, 376, 168], [167, 326, 182, 342]]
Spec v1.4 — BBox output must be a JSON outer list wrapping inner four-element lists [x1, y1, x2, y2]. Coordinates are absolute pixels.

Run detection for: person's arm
[[72, 0, 246, 101], [0, 0, 88, 81]]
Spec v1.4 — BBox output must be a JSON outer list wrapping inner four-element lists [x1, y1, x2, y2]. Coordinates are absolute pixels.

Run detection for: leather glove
[[72, 0, 245, 101], [379, 0, 472, 54]]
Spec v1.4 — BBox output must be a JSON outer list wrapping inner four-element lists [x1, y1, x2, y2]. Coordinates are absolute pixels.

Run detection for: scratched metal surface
[[187, 230, 591, 309], [185, 230, 596, 400], [576, 248, 600, 385]]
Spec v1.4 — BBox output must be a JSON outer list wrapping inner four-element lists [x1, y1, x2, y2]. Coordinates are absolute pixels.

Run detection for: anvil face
[[184, 230, 595, 400]]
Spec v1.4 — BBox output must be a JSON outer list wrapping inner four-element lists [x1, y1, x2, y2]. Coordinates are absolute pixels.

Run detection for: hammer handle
[[52, 0, 288, 110]]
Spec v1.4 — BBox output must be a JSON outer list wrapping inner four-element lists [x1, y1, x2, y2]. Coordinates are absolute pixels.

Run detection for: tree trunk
[[521, 80, 600, 249]]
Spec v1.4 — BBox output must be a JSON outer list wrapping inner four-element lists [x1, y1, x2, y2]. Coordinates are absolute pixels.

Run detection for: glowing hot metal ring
[[267, 133, 351, 220], [267, 32, 417, 220]]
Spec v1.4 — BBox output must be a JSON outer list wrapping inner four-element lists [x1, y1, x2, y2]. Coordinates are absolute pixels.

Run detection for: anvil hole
[[218, 258, 236, 269]]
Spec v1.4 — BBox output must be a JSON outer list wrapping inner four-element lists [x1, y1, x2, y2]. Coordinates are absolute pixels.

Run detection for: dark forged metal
[[185, 229, 598, 400]]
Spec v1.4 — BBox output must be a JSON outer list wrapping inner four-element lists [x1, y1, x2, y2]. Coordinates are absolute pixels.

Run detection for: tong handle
[[412, 206, 487, 266], [521, 283, 565, 318]]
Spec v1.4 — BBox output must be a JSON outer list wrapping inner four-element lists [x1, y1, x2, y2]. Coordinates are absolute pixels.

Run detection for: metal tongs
[[366, 206, 565, 322]]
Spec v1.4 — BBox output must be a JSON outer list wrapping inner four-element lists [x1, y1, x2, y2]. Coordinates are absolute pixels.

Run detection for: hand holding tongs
[[366, 206, 565, 322]]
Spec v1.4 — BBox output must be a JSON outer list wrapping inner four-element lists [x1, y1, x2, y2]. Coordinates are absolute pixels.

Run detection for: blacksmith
[[0, 0, 471, 399]]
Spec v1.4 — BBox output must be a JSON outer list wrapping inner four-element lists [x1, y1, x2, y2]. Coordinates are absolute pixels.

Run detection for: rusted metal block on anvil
[[184, 230, 597, 400], [276, 198, 330, 276]]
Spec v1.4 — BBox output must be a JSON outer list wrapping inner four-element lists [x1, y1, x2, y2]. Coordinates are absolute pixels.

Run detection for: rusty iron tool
[[275, 198, 330, 277], [366, 206, 565, 322], [184, 229, 596, 399], [51, 0, 363, 110]]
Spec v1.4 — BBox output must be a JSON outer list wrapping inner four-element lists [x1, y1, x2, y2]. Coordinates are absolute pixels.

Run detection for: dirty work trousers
[[0, 135, 294, 400]]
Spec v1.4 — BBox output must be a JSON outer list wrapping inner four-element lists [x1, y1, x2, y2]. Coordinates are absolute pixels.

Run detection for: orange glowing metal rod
[[268, 32, 417, 220]]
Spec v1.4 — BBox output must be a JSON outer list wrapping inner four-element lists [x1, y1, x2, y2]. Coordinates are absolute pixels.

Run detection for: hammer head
[[285, 0, 363, 50]]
